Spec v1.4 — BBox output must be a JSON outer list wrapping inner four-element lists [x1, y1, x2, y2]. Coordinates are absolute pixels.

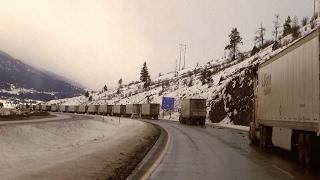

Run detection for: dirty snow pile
[[0, 114, 148, 179], [48, 19, 319, 126]]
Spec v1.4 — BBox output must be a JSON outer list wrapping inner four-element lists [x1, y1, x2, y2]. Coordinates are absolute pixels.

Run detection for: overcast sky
[[0, 0, 318, 90]]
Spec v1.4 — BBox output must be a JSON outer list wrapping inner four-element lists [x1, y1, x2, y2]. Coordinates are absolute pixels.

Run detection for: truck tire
[[304, 134, 312, 166], [304, 133, 318, 166], [249, 126, 255, 144], [297, 133, 305, 164], [187, 118, 191, 125], [259, 126, 266, 148]]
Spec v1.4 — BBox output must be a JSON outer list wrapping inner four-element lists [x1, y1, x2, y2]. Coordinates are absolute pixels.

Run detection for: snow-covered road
[[0, 113, 159, 180]]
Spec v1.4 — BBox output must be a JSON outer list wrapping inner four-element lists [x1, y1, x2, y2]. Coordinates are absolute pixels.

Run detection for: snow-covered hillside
[[48, 19, 319, 125]]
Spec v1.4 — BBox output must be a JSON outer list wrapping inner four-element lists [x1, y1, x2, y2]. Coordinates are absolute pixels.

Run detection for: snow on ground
[[0, 99, 15, 108], [207, 115, 249, 132], [219, 116, 233, 125], [205, 115, 249, 132], [0, 113, 151, 179], [1, 84, 58, 96], [207, 122, 250, 132]]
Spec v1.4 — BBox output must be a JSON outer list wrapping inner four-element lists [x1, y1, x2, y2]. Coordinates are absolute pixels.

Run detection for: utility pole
[[183, 44, 187, 69], [179, 46, 182, 71], [175, 58, 177, 72], [314, 0, 319, 18], [175, 58, 178, 76], [179, 44, 187, 70], [315, 0, 316, 18]]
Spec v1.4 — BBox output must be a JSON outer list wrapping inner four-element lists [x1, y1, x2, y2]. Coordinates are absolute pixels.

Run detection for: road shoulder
[[127, 121, 168, 180]]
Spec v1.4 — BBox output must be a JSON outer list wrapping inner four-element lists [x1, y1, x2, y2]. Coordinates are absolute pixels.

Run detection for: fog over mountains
[[0, 50, 85, 101]]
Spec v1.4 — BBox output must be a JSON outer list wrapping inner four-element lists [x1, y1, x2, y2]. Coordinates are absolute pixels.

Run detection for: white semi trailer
[[51, 104, 58, 112], [98, 105, 108, 115], [78, 105, 87, 113], [249, 28, 320, 165], [68, 105, 79, 113], [87, 105, 99, 114]]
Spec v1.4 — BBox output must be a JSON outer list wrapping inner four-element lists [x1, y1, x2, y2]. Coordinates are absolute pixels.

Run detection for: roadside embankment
[[0, 114, 160, 180]]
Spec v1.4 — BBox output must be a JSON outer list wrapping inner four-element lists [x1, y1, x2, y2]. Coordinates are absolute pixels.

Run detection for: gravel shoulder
[[0, 114, 160, 180]]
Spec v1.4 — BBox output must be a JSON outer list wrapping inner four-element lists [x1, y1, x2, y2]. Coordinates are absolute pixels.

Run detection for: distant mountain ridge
[[0, 50, 85, 101]]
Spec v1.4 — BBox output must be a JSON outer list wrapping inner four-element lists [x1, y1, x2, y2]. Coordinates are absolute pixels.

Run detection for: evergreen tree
[[292, 16, 300, 39], [225, 28, 243, 60], [251, 45, 260, 56], [85, 91, 89, 97], [0, 102, 3, 108], [301, 17, 309, 26], [200, 68, 213, 85], [254, 24, 266, 48], [310, 16, 316, 29], [283, 16, 292, 37], [272, 14, 281, 41], [88, 96, 93, 101], [116, 78, 123, 94], [103, 85, 108, 92], [272, 41, 281, 51], [140, 61, 151, 89], [188, 77, 193, 87], [118, 78, 123, 88]]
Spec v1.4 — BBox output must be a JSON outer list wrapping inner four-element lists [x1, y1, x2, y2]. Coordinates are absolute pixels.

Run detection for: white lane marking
[[272, 165, 295, 179]]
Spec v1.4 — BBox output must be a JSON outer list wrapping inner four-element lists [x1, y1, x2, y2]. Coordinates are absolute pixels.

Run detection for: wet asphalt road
[[148, 120, 320, 180]]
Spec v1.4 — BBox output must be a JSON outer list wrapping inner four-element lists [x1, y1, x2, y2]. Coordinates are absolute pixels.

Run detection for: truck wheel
[[182, 118, 186, 124], [202, 119, 205, 126], [249, 126, 254, 144], [304, 134, 313, 166], [297, 133, 305, 164], [259, 126, 266, 148]]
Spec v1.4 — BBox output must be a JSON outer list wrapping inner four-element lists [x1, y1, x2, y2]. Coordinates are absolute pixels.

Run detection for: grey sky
[[0, 0, 317, 89]]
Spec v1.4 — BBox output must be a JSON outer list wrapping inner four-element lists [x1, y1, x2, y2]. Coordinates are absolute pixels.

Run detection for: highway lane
[[147, 120, 320, 180]]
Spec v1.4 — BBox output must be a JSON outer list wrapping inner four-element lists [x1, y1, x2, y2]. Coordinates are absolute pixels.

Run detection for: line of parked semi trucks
[[32, 99, 207, 125]]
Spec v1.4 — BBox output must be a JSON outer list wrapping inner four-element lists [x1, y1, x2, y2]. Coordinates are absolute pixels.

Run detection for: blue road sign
[[162, 97, 174, 110]]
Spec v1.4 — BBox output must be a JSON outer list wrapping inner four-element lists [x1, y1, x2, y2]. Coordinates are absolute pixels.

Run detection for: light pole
[[179, 44, 187, 70], [314, 0, 316, 18]]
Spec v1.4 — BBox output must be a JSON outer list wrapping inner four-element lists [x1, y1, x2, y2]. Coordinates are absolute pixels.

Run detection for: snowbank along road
[[0, 113, 159, 180], [144, 120, 320, 180]]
